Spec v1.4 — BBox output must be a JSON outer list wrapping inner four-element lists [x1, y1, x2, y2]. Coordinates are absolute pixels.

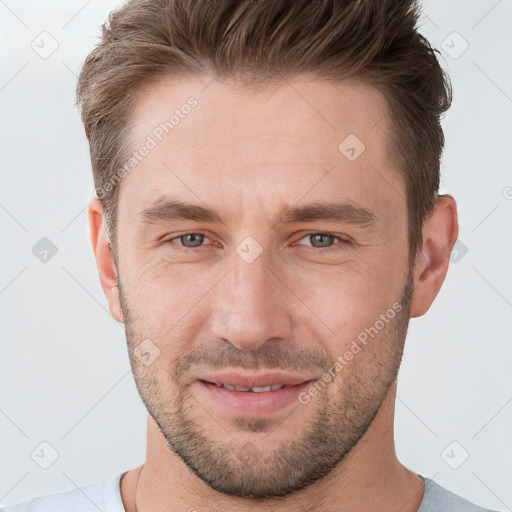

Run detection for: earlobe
[[88, 198, 124, 323], [410, 194, 459, 318]]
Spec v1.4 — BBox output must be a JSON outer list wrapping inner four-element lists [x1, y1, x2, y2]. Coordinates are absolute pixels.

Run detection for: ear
[[410, 194, 459, 318], [88, 197, 124, 323]]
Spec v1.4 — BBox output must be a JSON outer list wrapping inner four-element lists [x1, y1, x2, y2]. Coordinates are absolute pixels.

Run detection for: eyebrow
[[278, 201, 377, 226], [138, 195, 377, 228]]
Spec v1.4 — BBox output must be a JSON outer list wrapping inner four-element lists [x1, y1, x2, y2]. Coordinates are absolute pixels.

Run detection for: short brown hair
[[76, 0, 452, 266]]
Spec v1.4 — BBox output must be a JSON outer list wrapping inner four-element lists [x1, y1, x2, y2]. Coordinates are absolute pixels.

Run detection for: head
[[81, 0, 458, 500]]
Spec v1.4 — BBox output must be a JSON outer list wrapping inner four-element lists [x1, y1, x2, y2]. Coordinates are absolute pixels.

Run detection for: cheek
[[287, 258, 405, 346], [121, 255, 217, 337]]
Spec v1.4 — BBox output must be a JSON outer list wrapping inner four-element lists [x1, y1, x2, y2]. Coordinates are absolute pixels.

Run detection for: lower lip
[[198, 380, 312, 416]]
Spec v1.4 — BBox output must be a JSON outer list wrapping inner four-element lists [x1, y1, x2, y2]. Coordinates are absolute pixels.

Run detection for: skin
[[88, 75, 458, 512]]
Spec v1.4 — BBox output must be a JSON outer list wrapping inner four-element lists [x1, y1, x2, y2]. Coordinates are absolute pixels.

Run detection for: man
[[1, 0, 499, 511]]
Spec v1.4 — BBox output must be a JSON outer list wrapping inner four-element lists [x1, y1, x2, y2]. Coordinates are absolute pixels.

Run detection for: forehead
[[129, 74, 390, 157], [119, 75, 404, 227]]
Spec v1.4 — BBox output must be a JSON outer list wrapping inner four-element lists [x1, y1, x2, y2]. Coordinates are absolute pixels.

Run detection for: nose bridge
[[231, 247, 271, 309], [210, 242, 291, 350]]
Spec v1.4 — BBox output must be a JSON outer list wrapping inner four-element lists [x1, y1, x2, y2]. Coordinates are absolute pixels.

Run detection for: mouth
[[196, 373, 315, 416], [200, 381, 295, 392]]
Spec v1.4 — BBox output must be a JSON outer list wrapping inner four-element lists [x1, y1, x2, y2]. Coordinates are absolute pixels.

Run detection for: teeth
[[212, 382, 285, 392], [251, 385, 272, 392]]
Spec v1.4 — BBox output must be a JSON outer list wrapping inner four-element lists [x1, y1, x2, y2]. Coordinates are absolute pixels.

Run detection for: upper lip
[[198, 371, 314, 388]]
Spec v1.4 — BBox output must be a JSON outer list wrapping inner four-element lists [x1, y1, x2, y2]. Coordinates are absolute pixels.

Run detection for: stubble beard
[[119, 266, 414, 499]]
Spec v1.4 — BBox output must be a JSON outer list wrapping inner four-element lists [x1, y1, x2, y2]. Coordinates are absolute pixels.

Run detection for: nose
[[209, 245, 293, 351]]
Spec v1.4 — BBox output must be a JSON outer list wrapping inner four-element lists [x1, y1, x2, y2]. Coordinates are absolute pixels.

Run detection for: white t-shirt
[[0, 473, 500, 511]]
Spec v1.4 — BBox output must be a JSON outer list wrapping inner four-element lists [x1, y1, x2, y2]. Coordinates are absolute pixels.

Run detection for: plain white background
[[0, 0, 511, 509]]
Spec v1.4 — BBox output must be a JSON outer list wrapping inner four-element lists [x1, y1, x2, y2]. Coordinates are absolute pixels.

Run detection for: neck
[[122, 382, 425, 512]]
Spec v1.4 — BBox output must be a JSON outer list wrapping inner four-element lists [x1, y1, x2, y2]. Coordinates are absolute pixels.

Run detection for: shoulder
[[418, 476, 501, 512], [0, 472, 126, 512]]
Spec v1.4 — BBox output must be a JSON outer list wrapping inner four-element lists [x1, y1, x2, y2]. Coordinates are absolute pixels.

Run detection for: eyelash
[[162, 232, 350, 253]]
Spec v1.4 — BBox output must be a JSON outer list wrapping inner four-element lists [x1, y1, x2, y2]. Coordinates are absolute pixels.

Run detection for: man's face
[[114, 76, 413, 498]]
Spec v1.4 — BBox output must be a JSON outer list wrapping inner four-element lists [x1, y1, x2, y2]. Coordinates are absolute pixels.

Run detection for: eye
[[162, 232, 349, 252], [297, 233, 349, 251], [165, 233, 212, 248]]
